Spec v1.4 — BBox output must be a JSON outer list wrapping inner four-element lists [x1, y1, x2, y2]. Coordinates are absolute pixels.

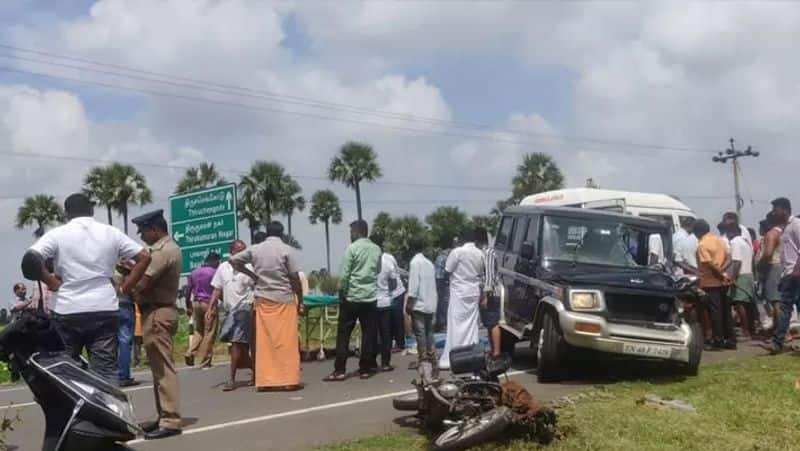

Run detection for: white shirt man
[[407, 253, 438, 315], [30, 217, 144, 315], [730, 236, 754, 276], [24, 193, 150, 385], [445, 242, 486, 299], [673, 227, 698, 273], [212, 261, 255, 311], [439, 240, 486, 370], [407, 251, 438, 361], [721, 224, 753, 250], [376, 253, 405, 309]]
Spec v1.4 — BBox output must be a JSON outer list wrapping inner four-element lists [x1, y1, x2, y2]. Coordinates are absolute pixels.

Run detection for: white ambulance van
[[520, 188, 696, 232]]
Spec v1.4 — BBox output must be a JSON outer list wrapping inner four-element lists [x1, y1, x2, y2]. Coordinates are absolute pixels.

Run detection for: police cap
[[131, 209, 165, 229]]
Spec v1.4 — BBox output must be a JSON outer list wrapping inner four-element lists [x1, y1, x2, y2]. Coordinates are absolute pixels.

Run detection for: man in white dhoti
[[439, 228, 486, 370]]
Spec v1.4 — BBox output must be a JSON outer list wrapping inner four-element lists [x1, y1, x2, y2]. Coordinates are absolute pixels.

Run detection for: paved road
[[2, 344, 764, 451]]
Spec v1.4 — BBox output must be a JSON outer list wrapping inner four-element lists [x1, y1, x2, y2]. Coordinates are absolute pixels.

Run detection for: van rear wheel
[[537, 310, 568, 383]]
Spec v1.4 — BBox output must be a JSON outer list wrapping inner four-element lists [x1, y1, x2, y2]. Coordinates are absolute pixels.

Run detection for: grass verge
[[319, 353, 800, 451]]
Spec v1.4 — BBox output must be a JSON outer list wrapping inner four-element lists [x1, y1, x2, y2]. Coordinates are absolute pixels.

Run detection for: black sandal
[[380, 365, 394, 372], [323, 372, 348, 382]]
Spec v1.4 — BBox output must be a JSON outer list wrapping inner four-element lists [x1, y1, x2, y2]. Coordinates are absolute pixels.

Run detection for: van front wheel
[[681, 321, 703, 376], [537, 310, 568, 383]]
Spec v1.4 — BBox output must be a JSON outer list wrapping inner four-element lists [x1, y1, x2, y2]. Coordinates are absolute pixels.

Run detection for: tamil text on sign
[[169, 184, 238, 274]]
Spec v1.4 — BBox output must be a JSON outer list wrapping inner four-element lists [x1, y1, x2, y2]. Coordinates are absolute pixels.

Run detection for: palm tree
[[174, 162, 228, 194], [309, 190, 343, 272], [371, 211, 393, 239], [426, 206, 469, 249], [238, 191, 263, 244], [328, 142, 382, 221], [470, 215, 500, 235], [277, 176, 305, 238], [16, 194, 64, 238], [239, 161, 287, 226], [385, 215, 427, 268], [510, 153, 564, 202], [83, 163, 152, 233], [108, 163, 152, 234], [83, 166, 117, 225]]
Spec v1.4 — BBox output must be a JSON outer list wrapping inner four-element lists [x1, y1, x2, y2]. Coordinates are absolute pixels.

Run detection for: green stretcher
[[301, 294, 339, 360]]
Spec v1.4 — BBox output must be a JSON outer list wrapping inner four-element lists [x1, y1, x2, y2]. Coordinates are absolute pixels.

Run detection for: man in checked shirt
[[477, 228, 504, 363]]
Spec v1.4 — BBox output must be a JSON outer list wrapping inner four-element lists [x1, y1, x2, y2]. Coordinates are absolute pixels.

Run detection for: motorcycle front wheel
[[432, 406, 512, 451], [392, 392, 420, 411]]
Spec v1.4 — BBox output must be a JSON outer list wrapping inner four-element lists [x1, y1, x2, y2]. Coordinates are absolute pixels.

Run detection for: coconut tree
[[385, 215, 427, 268], [239, 161, 287, 226], [108, 163, 152, 234], [426, 206, 469, 249], [309, 190, 343, 272], [470, 215, 500, 235], [328, 142, 382, 221], [174, 162, 228, 194], [16, 194, 64, 238], [238, 191, 263, 244], [277, 175, 305, 238], [83, 166, 117, 225], [372, 211, 393, 239], [510, 153, 564, 202]]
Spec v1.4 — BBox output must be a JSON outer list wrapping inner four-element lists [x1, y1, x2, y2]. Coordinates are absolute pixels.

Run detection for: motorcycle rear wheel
[[432, 407, 512, 451]]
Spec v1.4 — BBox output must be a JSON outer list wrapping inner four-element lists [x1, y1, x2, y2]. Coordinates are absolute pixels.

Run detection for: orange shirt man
[[694, 219, 735, 350]]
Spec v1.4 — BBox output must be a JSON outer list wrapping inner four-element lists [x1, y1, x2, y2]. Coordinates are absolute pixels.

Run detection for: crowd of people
[[14, 189, 800, 443], [9, 206, 512, 404], [321, 220, 501, 380], [676, 197, 800, 353]]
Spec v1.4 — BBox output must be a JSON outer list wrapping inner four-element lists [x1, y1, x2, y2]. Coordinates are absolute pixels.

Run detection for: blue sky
[[0, 1, 798, 293]]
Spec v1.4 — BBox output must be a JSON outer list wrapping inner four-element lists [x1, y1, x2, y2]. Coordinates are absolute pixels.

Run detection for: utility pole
[[712, 138, 759, 217]]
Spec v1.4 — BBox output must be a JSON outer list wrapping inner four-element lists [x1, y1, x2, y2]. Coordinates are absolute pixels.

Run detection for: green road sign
[[169, 184, 238, 274]]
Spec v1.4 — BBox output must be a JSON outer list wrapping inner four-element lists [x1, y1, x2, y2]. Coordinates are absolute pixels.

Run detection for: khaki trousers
[[142, 305, 181, 430], [186, 302, 218, 367]]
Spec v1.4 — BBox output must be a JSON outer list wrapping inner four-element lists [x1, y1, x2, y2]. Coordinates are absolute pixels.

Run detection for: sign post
[[169, 184, 238, 274]]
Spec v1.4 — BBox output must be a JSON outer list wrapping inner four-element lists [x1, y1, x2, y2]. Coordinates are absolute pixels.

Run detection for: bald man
[[208, 240, 256, 391]]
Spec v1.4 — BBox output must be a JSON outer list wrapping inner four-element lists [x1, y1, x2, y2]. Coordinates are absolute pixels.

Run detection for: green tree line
[[16, 143, 564, 270]]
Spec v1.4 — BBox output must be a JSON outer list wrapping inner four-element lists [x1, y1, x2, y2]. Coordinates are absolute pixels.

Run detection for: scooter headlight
[[71, 380, 138, 426]]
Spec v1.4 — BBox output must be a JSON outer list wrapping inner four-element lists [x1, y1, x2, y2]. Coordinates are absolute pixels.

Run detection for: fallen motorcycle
[[393, 345, 514, 451]]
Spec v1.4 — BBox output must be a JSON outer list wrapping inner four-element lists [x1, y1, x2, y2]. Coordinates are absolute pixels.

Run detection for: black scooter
[[0, 282, 142, 450]]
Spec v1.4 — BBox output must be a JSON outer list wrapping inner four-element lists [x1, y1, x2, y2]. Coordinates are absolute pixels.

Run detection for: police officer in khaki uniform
[[132, 209, 183, 440]]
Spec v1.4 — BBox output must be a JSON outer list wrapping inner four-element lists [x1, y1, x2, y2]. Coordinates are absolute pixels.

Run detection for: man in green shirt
[[324, 220, 382, 381]]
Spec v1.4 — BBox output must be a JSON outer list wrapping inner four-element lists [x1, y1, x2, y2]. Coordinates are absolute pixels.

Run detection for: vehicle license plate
[[622, 343, 672, 359]]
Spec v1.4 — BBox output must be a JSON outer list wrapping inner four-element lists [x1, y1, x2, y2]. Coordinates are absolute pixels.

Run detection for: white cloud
[[3, 0, 800, 292], [1, 86, 90, 156], [62, 0, 285, 77]]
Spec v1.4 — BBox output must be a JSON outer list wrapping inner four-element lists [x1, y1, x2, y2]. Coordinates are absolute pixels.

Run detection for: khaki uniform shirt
[[143, 236, 182, 306]]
